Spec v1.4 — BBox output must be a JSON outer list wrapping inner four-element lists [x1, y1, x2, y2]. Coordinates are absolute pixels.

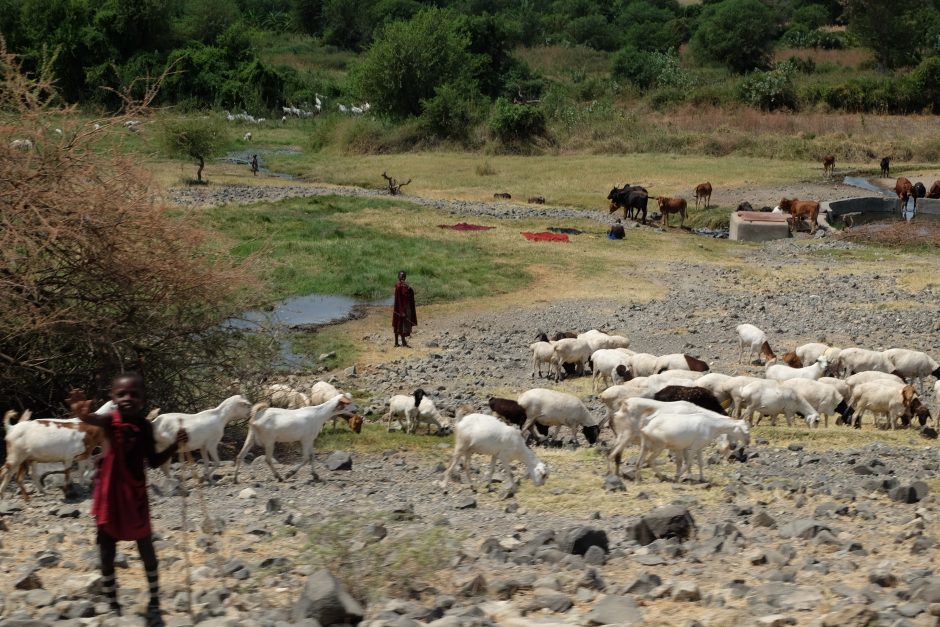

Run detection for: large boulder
[[625, 505, 696, 546], [558, 526, 608, 556], [291, 569, 364, 625]]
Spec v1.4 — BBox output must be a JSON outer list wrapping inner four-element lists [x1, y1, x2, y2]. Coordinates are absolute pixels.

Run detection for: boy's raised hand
[[67, 389, 93, 419]]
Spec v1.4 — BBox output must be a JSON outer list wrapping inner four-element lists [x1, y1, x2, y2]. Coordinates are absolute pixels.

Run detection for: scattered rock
[[291, 569, 364, 625], [558, 526, 608, 556], [325, 451, 353, 471], [586, 594, 643, 625], [626, 505, 696, 546]]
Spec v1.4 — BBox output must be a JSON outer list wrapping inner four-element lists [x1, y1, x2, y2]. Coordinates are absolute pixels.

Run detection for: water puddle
[[842, 176, 894, 197], [222, 149, 303, 180], [227, 293, 393, 366]]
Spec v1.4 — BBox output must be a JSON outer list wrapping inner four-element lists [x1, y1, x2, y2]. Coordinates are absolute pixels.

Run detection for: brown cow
[[927, 180, 940, 199], [694, 182, 712, 209], [778, 197, 820, 233], [880, 157, 890, 178], [657, 196, 687, 228], [822, 154, 835, 178], [895, 176, 913, 213]]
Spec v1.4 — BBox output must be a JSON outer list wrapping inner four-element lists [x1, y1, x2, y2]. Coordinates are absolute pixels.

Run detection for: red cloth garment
[[437, 223, 496, 231], [393, 280, 417, 336], [91, 411, 152, 541], [521, 231, 570, 242]]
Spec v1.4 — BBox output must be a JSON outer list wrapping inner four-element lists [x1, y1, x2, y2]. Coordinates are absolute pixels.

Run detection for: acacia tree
[[0, 42, 272, 416], [159, 115, 228, 182]]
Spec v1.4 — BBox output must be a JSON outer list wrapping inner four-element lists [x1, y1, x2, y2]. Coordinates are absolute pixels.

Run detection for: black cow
[[607, 184, 649, 223], [913, 181, 927, 209]]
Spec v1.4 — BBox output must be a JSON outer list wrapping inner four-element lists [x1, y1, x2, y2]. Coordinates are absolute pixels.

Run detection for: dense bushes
[[488, 97, 548, 146], [690, 0, 778, 73], [738, 62, 797, 111], [612, 48, 694, 91]]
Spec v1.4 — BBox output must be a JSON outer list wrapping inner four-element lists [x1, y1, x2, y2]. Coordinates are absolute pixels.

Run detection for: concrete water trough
[[826, 196, 940, 222], [729, 211, 791, 242]]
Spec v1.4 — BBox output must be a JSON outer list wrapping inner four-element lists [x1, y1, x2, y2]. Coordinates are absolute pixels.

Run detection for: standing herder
[[393, 270, 417, 347], [250, 154, 259, 176]]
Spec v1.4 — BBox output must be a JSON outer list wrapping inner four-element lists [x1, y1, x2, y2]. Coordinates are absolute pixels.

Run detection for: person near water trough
[[608, 219, 625, 240], [68, 374, 188, 625], [250, 154, 259, 176], [393, 270, 417, 347]]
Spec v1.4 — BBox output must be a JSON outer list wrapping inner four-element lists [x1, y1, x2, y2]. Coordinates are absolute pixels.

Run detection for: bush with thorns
[[0, 43, 274, 417]]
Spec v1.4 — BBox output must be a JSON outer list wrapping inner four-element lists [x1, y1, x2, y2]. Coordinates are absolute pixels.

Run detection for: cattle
[[607, 184, 649, 223], [822, 154, 835, 178], [880, 157, 890, 178], [494, 192, 511, 200], [694, 182, 712, 210], [913, 181, 927, 208], [895, 177, 913, 213], [657, 196, 687, 228], [928, 180, 940, 199], [778, 197, 820, 233]]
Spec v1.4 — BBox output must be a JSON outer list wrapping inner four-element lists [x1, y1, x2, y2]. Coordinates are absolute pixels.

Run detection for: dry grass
[[837, 220, 940, 250], [512, 45, 611, 80], [774, 47, 874, 69]]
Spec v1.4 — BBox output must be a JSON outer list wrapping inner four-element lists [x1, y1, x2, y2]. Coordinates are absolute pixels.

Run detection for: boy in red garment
[[68, 374, 187, 625]]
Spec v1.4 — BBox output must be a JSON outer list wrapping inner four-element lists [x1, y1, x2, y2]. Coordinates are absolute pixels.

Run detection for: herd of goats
[[2, 325, 939, 501]]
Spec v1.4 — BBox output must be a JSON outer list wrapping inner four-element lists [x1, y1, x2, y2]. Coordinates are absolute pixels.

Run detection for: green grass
[[288, 326, 360, 368], [685, 204, 731, 229], [203, 195, 528, 302]]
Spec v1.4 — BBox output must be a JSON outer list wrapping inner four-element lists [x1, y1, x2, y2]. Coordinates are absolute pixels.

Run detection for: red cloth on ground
[[438, 223, 495, 231], [91, 411, 152, 541], [521, 231, 570, 242], [393, 280, 417, 336]]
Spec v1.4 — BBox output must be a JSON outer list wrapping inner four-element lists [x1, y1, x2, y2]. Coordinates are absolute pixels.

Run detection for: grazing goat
[[493, 192, 511, 200], [487, 397, 549, 437], [530, 338, 555, 377], [694, 182, 712, 209], [736, 323, 775, 364], [152, 395, 253, 481], [766, 356, 828, 382], [383, 389, 426, 432], [781, 352, 803, 368], [847, 381, 930, 429], [578, 329, 631, 353], [795, 342, 835, 365], [653, 386, 726, 415], [777, 197, 820, 233], [822, 154, 835, 177], [781, 379, 850, 427], [409, 396, 446, 435], [310, 381, 363, 433], [657, 196, 687, 228], [837, 348, 894, 377], [738, 380, 820, 427], [654, 353, 709, 374], [528, 195, 546, 204], [233, 394, 353, 482], [636, 411, 749, 482], [243, 132, 252, 142], [896, 177, 913, 213], [550, 337, 593, 380], [517, 388, 600, 445], [441, 413, 547, 497], [1, 410, 107, 500], [629, 353, 661, 377], [882, 348, 940, 388], [591, 348, 634, 392]]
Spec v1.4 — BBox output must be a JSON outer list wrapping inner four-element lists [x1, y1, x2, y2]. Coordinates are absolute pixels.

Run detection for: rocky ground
[[3, 181, 940, 627]]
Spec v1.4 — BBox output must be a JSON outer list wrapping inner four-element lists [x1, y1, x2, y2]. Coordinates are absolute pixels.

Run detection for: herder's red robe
[[92, 411, 175, 540], [393, 280, 417, 336]]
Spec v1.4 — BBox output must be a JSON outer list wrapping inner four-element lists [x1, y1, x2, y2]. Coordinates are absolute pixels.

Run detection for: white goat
[[441, 413, 548, 496], [736, 323, 775, 364], [10, 138, 33, 151], [628, 353, 661, 377], [883, 348, 940, 387], [243, 132, 252, 141], [766, 356, 828, 382], [550, 337, 593, 379], [310, 381, 363, 433], [152, 395, 253, 481], [845, 371, 905, 402], [738, 380, 820, 427], [517, 388, 600, 445], [654, 353, 709, 374], [847, 381, 929, 429], [233, 394, 353, 482], [837, 347, 894, 377], [795, 342, 840, 365], [267, 383, 309, 409], [636, 411, 750, 482], [817, 376, 851, 402], [591, 348, 633, 392], [579, 329, 631, 352], [1, 410, 105, 500], [780, 379, 849, 427], [410, 396, 446, 434], [530, 340, 555, 377]]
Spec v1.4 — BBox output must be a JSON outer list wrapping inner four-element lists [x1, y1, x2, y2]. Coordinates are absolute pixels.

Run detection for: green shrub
[[418, 82, 482, 141], [612, 47, 694, 91], [691, 0, 778, 73], [738, 61, 797, 111], [488, 97, 548, 145]]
